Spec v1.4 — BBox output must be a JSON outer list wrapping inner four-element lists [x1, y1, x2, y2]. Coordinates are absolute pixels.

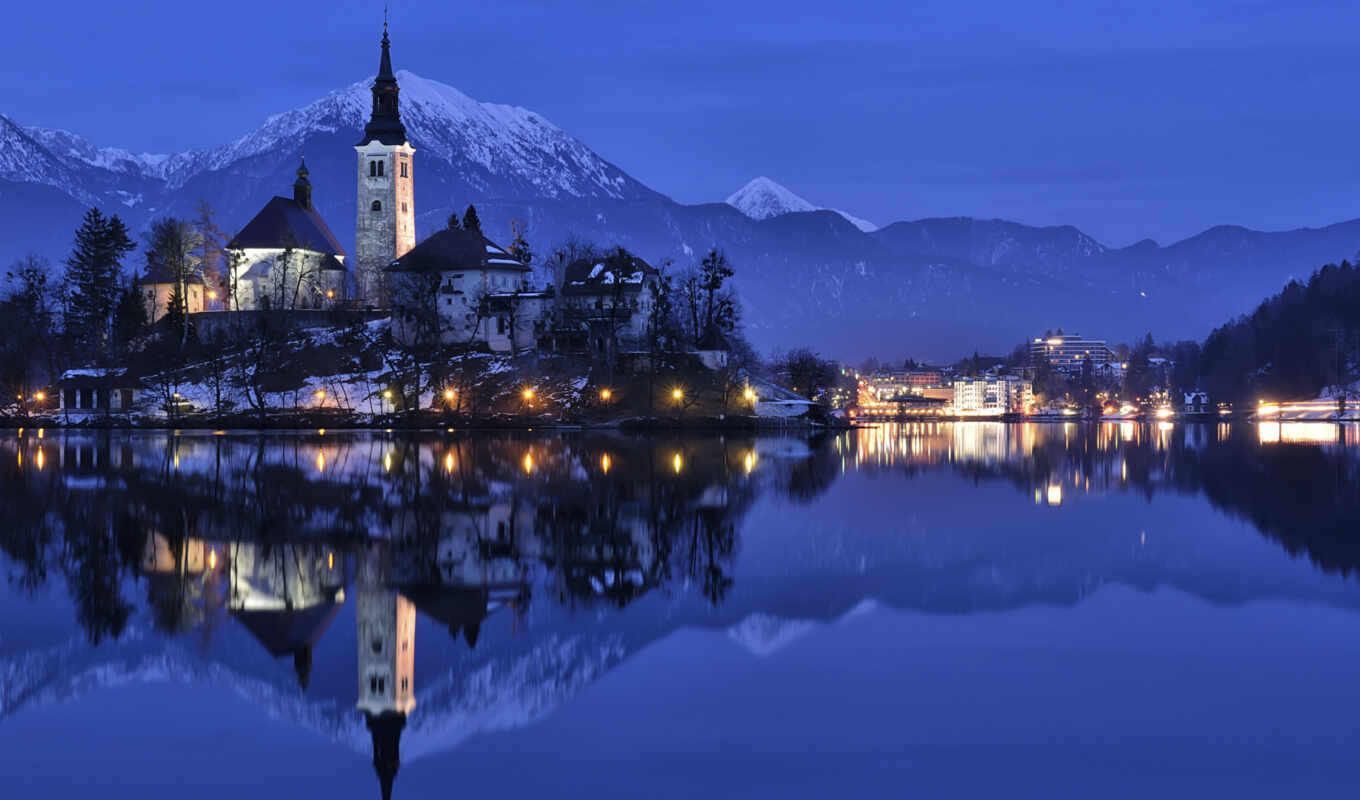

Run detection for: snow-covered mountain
[[726, 176, 878, 232], [3, 71, 1360, 357]]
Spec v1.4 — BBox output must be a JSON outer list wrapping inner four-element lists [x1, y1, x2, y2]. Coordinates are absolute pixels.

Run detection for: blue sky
[[8, 0, 1360, 245]]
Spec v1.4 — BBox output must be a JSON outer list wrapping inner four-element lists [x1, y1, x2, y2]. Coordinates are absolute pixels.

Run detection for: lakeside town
[[3, 26, 1360, 431]]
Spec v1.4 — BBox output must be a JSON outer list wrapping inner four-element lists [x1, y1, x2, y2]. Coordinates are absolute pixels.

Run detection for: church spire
[[359, 18, 407, 146], [366, 711, 406, 800], [293, 155, 312, 209]]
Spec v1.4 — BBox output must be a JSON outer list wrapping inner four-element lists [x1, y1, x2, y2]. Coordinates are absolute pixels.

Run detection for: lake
[[2, 421, 1360, 798]]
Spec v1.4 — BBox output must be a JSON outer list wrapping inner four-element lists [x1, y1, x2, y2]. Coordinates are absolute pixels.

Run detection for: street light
[[443, 388, 456, 403], [314, 389, 325, 403], [599, 388, 612, 402], [671, 387, 684, 403]]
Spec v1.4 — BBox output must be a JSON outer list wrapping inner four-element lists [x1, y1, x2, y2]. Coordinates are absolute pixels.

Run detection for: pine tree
[[446, 211, 461, 231], [63, 208, 135, 358], [112, 284, 148, 351], [462, 204, 482, 234], [508, 219, 533, 266]]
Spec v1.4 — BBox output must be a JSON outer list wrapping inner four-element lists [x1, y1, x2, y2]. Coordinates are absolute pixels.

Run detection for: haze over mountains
[[2, 70, 1359, 359]]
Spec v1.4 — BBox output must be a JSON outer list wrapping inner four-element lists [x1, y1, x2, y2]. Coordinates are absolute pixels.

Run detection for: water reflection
[[3, 423, 1360, 797]]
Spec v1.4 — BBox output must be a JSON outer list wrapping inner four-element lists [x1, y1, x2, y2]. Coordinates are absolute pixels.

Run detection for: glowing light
[[326, 289, 335, 299], [37, 428, 43, 439], [1046, 484, 1063, 506], [743, 386, 756, 403], [207, 290, 218, 300], [444, 452, 455, 473], [523, 452, 534, 474], [743, 450, 756, 474], [328, 552, 334, 569], [208, 550, 217, 570], [672, 388, 684, 402], [1154, 407, 1174, 420], [173, 454, 180, 469], [316, 451, 326, 472], [522, 388, 535, 402], [1046, 338, 1063, 346], [599, 388, 612, 402], [443, 388, 455, 402], [34, 392, 44, 402], [600, 453, 611, 473], [672, 452, 683, 473], [315, 389, 326, 402], [35, 448, 44, 471], [384, 453, 392, 472], [318, 428, 326, 436], [383, 390, 393, 400]]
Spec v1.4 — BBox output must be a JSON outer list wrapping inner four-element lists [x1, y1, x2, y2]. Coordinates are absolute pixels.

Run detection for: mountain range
[[3, 70, 1360, 359]]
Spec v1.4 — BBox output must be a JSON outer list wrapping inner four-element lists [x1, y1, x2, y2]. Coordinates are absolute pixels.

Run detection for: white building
[[226, 158, 348, 311], [953, 375, 1033, 416], [386, 227, 545, 352]]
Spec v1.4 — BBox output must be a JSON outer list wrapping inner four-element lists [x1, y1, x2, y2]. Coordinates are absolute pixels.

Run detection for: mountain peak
[[727, 176, 817, 220], [726, 176, 877, 232]]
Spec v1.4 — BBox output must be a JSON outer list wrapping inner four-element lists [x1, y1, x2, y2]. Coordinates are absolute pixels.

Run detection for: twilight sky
[[7, 0, 1359, 246]]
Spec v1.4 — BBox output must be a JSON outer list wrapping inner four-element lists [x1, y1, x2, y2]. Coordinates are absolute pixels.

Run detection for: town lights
[[672, 452, 683, 473], [443, 388, 455, 402], [33, 392, 44, 402], [600, 453, 611, 473], [207, 290, 218, 301], [383, 389, 393, 400], [315, 389, 326, 402], [599, 388, 612, 402], [522, 388, 535, 402], [326, 289, 336, 299], [671, 387, 684, 403], [1155, 407, 1175, 420], [743, 386, 756, 404]]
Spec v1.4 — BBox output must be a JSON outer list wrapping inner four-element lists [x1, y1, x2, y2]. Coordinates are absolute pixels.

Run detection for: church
[[150, 20, 684, 371]]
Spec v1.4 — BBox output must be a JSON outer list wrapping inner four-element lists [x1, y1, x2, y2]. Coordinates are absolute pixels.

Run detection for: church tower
[[355, 21, 416, 308]]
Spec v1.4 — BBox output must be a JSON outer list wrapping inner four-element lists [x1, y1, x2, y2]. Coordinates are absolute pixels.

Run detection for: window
[[401, 202, 407, 213], [371, 200, 382, 211], [368, 160, 384, 177], [371, 638, 383, 654], [400, 162, 408, 178], [401, 677, 409, 691]]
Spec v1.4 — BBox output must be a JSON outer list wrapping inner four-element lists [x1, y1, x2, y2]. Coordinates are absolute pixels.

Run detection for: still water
[[2, 422, 1360, 798]]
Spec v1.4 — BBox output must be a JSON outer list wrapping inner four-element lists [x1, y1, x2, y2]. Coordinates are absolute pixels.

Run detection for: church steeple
[[365, 711, 406, 800], [359, 21, 407, 146], [293, 156, 312, 209]]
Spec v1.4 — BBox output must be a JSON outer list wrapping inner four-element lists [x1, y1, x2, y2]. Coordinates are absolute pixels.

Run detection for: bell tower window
[[371, 200, 382, 211], [369, 160, 384, 177]]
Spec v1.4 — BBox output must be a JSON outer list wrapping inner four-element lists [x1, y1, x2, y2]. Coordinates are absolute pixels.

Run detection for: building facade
[[953, 375, 1033, 416], [354, 24, 416, 308], [386, 227, 542, 352], [1029, 333, 1116, 372]]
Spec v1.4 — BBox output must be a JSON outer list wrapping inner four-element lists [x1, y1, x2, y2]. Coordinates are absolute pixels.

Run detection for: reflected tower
[[356, 542, 416, 800]]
